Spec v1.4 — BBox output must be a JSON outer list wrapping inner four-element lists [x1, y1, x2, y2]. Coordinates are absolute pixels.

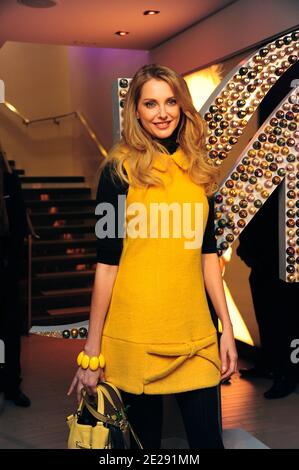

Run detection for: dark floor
[[0, 335, 298, 449]]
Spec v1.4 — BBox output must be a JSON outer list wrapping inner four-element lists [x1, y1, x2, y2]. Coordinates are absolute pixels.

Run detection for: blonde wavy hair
[[101, 64, 218, 196]]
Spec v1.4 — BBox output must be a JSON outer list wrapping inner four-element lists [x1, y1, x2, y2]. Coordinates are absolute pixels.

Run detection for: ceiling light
[[115, 31, 130, 37], [143, 10, 160, 15], [17, 0, 57, 7]]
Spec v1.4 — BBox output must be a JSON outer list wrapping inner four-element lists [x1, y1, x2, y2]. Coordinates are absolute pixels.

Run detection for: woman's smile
[[154, 120, 172, 129]]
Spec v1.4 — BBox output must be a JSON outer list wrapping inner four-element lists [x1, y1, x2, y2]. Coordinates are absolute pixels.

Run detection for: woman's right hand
[[67, 366, 106, 404]]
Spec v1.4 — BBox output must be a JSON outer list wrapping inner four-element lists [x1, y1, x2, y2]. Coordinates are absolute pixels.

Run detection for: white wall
[[150, 0, 299, 74], [68, 46, 149, 152], [0, 42, 74, 176], [68, 46, 149, 192], [0, 42, 149, 182]]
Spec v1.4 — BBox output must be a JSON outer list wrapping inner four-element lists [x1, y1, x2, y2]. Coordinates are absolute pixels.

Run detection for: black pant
[[249, 269, 299, 380], [121, 385, 224, 449]]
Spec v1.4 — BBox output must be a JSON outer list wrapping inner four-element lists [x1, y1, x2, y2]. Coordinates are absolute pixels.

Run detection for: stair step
[[29, 238, 97, 246], [20, 176, 85, 183], [41, 287, 92, 296], [22, 183, 87, 189], [34, 224, 95, 238], [47, 306, 90, 316], [23, 187, 91, 201], [33, 252, 96, 263], [31, 211, 96, 225], [32, 253, 96, 272], [35, 269, 95, 279], [33, 270, 95, 290], [30, 232, 96, 243], [31, 211, 96, 218], [28, 238, 97, 256], [32, 308, 90, 326], [32, 289, 92, 310], [25, 199, 96, 212]]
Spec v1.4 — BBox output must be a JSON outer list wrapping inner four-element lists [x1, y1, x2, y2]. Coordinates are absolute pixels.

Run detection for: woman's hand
[[220, 327, 238, 382], [67, 366, 106, 404]]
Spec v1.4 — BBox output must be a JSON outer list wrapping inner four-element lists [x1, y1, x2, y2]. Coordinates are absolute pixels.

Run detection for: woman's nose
[[157, 105, 168, 119]]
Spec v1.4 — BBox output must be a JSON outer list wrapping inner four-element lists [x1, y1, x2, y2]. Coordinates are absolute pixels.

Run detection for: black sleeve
[[95, 162, 129, 265], [202, 196, 217, 254]]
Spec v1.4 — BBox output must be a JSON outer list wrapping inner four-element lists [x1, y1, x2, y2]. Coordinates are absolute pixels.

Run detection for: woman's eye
[[145, 101, 156, 108], [168, 99, 177, 105]]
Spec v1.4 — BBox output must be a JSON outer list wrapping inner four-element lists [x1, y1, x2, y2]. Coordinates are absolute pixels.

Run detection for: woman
[[68, 64, 238, 449]]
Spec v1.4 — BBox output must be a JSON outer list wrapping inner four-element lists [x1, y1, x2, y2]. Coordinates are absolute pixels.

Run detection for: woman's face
[[136, 78, 181, 139]]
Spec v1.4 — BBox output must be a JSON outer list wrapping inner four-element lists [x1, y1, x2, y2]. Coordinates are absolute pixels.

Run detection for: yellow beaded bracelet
[[77, 351, 106, 371]]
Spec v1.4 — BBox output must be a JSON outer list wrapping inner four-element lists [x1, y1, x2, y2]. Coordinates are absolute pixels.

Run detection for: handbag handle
[[96, 383, 120, 409], [81, 389, 117, 426], [81, 387, 143, 449], [127, 421, 144, 449], [98, 381, 126, 407], [83, 382, 128, 420], [97, 384, 144, 449]]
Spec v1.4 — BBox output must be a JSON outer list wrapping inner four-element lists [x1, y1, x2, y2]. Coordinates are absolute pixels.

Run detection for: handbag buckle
[[118, 418, 129, 432], [75, 440, 92, 449]]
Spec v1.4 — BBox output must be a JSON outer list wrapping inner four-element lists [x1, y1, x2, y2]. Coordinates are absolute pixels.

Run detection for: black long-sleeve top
[[96, 134, 217, 265]]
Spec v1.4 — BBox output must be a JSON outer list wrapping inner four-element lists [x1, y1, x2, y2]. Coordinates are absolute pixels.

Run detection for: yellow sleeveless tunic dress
[[100, 148, 221, 394]]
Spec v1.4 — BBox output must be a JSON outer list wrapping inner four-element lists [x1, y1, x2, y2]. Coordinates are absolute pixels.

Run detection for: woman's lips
[[154, 121, 171, 129]]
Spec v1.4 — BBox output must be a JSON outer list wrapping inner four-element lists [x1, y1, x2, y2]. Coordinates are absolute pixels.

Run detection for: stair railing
[[26, 210, 40, 333], [3, 101, 108, 158]]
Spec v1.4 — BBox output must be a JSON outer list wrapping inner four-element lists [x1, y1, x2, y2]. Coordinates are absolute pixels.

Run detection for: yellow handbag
[[67, 381, 143, 449]]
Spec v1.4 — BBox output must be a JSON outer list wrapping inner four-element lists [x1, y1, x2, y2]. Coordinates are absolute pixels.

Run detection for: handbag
[[66, 381, 143, 449]]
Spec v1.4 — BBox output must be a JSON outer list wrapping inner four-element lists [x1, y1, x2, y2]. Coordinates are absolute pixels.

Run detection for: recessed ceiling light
[[115, 31, 130, 37], [17, 0, 57, 7], [143, 10, 160, 15]]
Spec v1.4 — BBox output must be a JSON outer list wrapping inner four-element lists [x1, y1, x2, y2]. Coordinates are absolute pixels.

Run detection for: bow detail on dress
[[144, 334, 221, 384]]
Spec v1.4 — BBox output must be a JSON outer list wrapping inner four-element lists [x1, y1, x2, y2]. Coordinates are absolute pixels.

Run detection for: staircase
[[9, 160, 97, 327]]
